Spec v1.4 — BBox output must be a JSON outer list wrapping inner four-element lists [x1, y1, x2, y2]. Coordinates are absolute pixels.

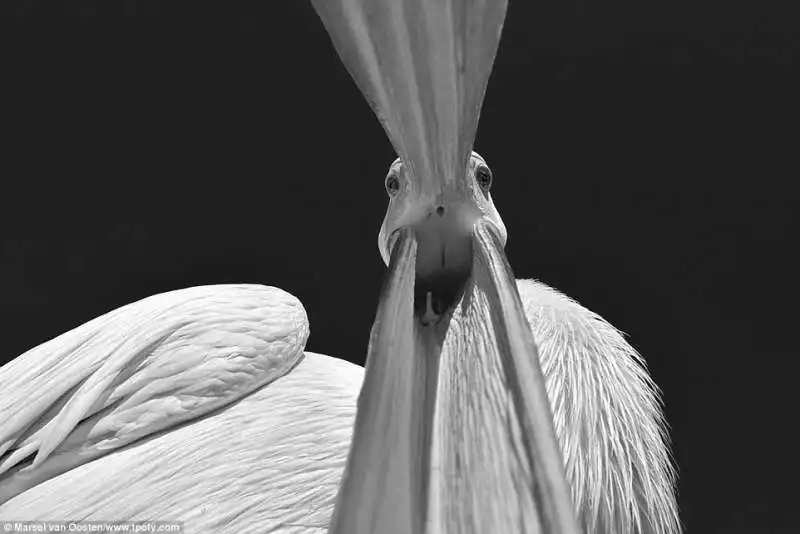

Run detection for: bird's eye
[[385, 173, 401, 196], [476, 165, 492, 191]]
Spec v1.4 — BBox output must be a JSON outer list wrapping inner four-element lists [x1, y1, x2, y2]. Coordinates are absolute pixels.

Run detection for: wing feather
[[1, 353, 364, 534], [0, 284, 309, 505]]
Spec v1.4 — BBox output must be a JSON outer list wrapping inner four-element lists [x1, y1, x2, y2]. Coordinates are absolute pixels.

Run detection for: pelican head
[[378, 151, 507, 323]]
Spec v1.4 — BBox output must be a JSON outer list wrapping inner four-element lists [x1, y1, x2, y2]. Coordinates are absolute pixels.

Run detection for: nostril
[[436, 205, 445, 217]]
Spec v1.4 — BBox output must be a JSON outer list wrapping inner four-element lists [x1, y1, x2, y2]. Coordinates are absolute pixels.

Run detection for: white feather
[[0, 284, 308, 505], [517, 279, 681, 534], [1, 352, 363, 533], [1, 281, 679, 534]]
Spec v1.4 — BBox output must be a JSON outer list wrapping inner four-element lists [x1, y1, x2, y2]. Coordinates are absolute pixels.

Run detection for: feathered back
[[516, 279, 681, 534], [1, 352, 363, 532]]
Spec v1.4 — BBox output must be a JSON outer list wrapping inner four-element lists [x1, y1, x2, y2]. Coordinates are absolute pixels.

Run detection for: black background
[[1, 1, 797, 532]]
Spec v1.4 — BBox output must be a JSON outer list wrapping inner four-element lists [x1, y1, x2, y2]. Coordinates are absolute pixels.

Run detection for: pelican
[[0, 1, 680, 533]]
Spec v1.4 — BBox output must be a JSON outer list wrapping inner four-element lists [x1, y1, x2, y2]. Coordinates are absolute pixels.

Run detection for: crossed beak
[[310, 1, 580, 533]]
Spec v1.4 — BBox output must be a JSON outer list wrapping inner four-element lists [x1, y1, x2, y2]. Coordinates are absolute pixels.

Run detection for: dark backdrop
[[1, 1, 797, 532]]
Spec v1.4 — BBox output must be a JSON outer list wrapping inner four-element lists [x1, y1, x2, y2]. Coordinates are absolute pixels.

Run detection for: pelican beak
[[311, 1, 579, 532]]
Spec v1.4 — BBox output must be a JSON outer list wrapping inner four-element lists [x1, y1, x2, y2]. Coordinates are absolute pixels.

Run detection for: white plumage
[[0, 285, 309, 502], [0, 280, 679, 533], [517, 280, 679, 534]]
